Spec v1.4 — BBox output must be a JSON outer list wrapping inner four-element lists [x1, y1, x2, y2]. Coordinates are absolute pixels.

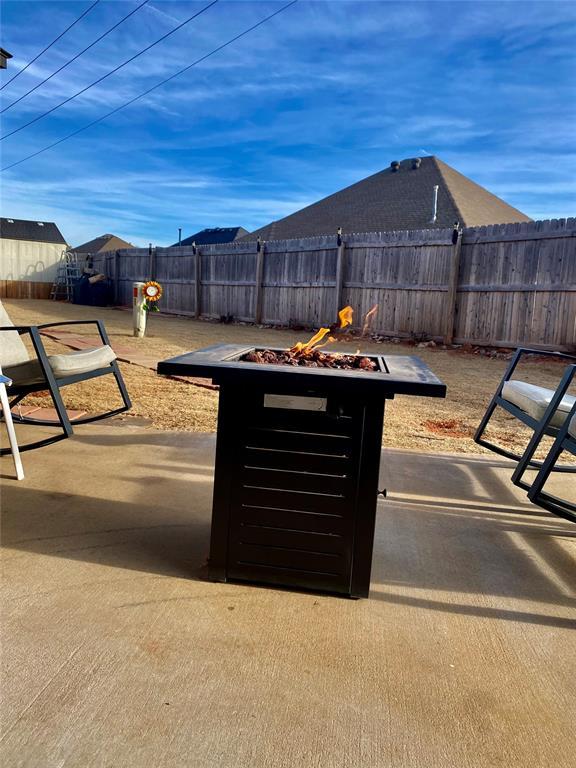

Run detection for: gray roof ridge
[[433, 156, 530, 222], [431, 156, 465, 225]]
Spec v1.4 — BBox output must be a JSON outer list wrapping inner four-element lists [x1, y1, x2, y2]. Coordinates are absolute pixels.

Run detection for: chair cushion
[[4, 345, 116, 385], [49, 345, 116, 376], [501, 380, 576, 429], [569, 414, 576, 440], [0, 300, 30, 367]]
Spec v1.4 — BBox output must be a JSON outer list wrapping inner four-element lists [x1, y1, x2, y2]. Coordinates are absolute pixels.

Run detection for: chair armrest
[[0, 325, 34, 336], [37, 320, 104, 329], [497, 348, 576, 393], [513, 347, 576, 363], [36, 319, 109, 345]]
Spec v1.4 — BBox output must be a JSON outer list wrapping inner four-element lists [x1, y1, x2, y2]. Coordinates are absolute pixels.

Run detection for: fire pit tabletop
[[157, 343, 446, 398]]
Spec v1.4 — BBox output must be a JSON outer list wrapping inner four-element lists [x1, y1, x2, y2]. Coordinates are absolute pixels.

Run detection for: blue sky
[[0, 0, 575, 246]]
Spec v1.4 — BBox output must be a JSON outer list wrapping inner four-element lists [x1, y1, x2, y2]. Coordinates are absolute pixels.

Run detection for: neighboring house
[[0, 48, 13, 69], [72, 233, 134, 255], [245, 156, 532, 241], [170, 227, 249, 247], [0, 217, 68, 299]]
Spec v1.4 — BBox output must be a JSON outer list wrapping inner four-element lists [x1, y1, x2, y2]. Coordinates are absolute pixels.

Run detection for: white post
[[0, 368, 24, 481], [133, 281, 146, 338]]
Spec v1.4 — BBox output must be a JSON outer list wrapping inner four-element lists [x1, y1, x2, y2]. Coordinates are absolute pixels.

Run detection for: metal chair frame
[[525, 399, 576, 523], [0, 320, 131, 453], [474, 348, 576, 473]]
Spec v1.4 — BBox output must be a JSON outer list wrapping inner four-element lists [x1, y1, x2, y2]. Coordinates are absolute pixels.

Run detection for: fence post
[[254, 240, 265, 324], [195, 247, 202, 319], [148, 244, 157, 280], [334, 236, 346, 321], [113, 250, 119, 305], [444, 227, 462, 345]]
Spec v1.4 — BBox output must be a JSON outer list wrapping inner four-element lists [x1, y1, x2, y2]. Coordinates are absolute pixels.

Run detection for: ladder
[[50, 250, 82, 301]]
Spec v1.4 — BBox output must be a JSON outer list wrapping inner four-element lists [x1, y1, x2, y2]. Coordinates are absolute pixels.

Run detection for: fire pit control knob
[[377, 489, 387, 498]]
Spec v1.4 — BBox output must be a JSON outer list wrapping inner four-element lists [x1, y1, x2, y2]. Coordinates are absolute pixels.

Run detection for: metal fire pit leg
[[350, 397, 385, 599], [208, 385, 239, 583]]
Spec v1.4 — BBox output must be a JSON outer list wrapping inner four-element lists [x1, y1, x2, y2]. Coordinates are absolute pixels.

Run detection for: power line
[[1, 0, 219, 140], [1, 0, 299, 173], [0, 1, 101, 91], [2, 0, 150, 114]]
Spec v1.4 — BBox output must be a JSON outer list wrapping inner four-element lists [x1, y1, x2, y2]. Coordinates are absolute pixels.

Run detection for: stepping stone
[[12, 407, 88, 422], [11, 406, 41, 416]]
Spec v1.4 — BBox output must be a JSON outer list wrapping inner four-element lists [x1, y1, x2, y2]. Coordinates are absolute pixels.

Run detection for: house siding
[[0, 238, 65, 298]]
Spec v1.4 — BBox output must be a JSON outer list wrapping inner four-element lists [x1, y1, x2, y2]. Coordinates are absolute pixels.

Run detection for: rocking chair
[[0, 300, 131, 453], [526, 404, 576, 523], [474, 347, 576, 473]]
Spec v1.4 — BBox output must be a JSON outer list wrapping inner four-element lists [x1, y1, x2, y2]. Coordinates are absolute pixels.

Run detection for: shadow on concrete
[[2, 428, 575, 628], [371, 497, 575, 604], [380, 448, 531, 510], [369, 590, 576, 629], [2, 483, 212, 581]]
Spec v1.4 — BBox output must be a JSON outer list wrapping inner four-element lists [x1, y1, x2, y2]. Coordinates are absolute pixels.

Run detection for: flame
[[314, 335, 336, 351], [290, 327, 332, 356], [289, 305, 354, 358], [338, 306, 353, 328], [362, 304, 379, 335]]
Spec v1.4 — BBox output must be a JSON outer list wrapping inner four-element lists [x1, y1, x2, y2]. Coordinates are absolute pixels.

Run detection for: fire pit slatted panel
[[224, 398, 364, 593]]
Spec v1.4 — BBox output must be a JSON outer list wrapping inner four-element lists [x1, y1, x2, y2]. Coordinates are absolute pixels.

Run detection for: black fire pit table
[[158, 344, 446, 598]]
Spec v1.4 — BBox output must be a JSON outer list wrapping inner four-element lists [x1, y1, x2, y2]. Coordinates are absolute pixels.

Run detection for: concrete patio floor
[[1, 422, 575, 768]]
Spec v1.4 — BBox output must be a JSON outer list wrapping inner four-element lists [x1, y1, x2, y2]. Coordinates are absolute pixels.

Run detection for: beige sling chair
[[0, 300, 131, 453]]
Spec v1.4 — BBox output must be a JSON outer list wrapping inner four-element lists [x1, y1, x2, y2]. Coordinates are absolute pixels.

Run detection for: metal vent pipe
[[431, 185, 439, 223]]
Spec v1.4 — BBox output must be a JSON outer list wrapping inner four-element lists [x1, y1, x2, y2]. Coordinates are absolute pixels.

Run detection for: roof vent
[[390, 160, 400, 172], [7, 218, 13, 223], [37, 222, 44, 226], [411, 158, 421, 169]]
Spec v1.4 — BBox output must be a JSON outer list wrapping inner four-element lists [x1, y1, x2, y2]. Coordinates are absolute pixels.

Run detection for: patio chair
[[525, 402, 576, 523], [504, 364, 576, 524], [0, 300, 131, 453], [474, 347, 576, 474]]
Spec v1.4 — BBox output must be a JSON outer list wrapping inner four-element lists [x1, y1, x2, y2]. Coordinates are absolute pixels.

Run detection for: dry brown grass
[[5, 299, 574, 459]]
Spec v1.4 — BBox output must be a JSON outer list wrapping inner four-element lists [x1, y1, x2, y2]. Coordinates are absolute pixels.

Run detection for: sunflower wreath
[[142, 281, 163, 312]]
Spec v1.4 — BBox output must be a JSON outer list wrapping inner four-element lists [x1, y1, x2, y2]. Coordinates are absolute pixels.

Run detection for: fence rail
[[91, 218, 576, 350]]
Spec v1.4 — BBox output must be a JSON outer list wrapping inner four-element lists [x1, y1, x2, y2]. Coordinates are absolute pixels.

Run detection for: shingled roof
[[72, 234, 134, 254], [245, 156, 531, 241], [1, 217, 67, 244], [171, 227, 249, 247]]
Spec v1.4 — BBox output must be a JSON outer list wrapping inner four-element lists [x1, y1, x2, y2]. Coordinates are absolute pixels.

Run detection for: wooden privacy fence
[[92, 218, 576, 350]]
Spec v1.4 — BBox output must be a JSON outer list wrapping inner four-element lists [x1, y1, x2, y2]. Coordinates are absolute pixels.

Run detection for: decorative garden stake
[[133, 282, 146, 338], [133, 281, 163, 337]]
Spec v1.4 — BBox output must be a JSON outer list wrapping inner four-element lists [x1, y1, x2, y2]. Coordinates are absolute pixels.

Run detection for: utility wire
[[1, 0, 218, 141], [1, 0, 299, 173], [2, 1, 150, 114], [0, 0, 101, 91]]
